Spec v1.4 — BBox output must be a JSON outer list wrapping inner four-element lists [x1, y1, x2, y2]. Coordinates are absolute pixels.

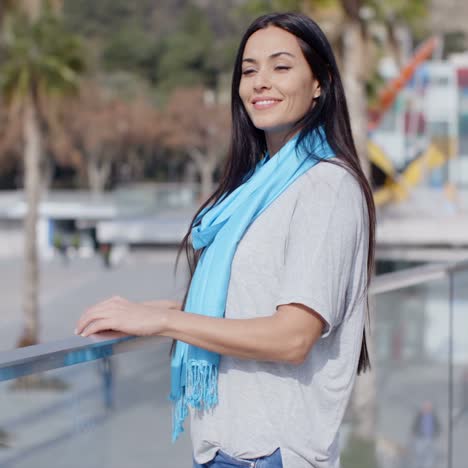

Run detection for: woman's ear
[[313, 83, 321, 100]]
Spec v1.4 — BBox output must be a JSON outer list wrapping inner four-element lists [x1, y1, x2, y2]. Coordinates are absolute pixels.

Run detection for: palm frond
[[0, 8, 86, 104]]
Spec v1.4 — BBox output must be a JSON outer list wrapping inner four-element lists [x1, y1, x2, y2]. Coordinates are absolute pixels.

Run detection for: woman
[[75, 12, 376, 468]]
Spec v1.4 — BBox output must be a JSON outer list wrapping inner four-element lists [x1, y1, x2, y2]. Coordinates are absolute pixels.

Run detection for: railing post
[[448, 270, 454, 468]]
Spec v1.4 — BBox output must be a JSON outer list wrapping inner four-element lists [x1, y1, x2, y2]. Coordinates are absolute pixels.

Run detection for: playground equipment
[[370, 141, 446, 206], [368, 36, 456, 207]]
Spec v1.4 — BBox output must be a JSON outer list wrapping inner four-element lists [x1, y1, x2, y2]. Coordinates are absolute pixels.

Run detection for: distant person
[[410, 400, 441, 468], [0, 428, 9, 448], [462, 367, 468, 411], [99, 243, 112, 269], [74, 12, 376, 468], [455, 366, 468, 423], [412, 400, 441, 439], [53, 232, 69, 265]]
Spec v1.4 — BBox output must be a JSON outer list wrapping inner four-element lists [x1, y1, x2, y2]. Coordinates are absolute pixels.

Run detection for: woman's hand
[[74, 296, 182, 338]]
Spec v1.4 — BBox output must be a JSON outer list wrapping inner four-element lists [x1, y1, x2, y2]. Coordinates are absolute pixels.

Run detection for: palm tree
[[0, 0, 15, 22], [0, 5, 84, 348]]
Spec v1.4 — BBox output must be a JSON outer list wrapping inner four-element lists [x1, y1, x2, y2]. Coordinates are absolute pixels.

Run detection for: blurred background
[[0, 0, 467, 467]]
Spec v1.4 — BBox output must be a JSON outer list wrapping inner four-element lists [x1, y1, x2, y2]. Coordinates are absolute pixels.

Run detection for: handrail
[[369, 263, 445, 295], [1, 259, 467, 382], [0, 332, 169, 382], [369, 259, 468, 294]]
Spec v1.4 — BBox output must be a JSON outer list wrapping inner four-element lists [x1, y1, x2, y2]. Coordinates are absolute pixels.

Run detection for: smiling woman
[[239, 28, 321, 156], [75, 11, 376, 468]]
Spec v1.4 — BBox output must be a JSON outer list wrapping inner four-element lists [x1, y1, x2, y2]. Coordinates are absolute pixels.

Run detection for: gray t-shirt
[[190, 161, 369, 468]]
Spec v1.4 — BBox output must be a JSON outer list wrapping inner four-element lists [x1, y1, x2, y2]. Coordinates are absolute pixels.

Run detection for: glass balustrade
[[452, 268, 468, 468], [0, 339, 192, 468], [0, 262, 467, 468], [341, 263, 468, 468]]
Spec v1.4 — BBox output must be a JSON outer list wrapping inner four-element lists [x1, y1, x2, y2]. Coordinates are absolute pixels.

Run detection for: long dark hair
[[174, 12, 376, 374]]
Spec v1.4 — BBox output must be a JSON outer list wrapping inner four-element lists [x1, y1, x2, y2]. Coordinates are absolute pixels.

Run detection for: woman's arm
[[75, 297, 324, 364], [161, 302, 325, 365]]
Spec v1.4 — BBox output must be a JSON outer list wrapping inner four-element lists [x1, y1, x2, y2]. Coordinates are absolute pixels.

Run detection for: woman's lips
[[252, 99, 282, 110]]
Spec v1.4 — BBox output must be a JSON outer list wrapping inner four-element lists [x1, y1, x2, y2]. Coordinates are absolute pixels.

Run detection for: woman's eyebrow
[[242, 51, 296, 63]]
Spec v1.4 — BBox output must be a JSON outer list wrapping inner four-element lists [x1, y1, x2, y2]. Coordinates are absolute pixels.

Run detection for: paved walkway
[[0, 249, 193, 468]]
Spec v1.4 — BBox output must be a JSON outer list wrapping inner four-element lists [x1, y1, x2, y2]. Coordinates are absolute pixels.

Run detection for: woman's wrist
[[157, 306, 182, 337]]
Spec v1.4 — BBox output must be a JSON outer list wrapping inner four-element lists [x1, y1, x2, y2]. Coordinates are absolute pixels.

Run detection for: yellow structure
[[369, 140, 448, 206]]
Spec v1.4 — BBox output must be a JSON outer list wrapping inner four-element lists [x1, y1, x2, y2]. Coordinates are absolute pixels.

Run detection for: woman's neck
[[265, 129, 298, 157]]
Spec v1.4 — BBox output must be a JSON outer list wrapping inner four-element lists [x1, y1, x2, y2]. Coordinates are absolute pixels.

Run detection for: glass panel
[[452, 268, 468, 468], [341, 277, 450, 468], [0, 345, 193, 468]]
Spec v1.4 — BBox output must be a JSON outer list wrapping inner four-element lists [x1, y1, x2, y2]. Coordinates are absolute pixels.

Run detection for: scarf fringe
[[171, 359, 218, 442]]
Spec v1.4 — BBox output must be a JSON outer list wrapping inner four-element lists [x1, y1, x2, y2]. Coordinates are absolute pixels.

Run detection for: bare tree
[[53, 83, 161, 192], [160, 87, 230, 201]]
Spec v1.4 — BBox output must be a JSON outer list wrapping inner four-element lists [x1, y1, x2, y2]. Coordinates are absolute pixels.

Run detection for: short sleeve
[[276, 168, 367, 338]]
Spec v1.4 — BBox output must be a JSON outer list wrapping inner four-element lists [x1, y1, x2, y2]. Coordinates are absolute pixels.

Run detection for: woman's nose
[[253, 70, 272, 92]]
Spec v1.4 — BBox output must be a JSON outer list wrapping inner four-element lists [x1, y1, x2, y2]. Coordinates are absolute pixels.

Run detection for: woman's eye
[[242, 69, 256, 76], [275, 65, 291, 71]]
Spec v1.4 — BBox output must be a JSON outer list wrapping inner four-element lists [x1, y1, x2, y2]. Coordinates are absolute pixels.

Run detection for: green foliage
[[237, 0, 337, 18], [366, 0, 429, 39], [157, 7, 214, 87], [153, 5, 219, 91], [62, 0, 153, 38], [241, 0, 429, 39], [443, 31, 466, 57], [63, 1, 236, 93], [101, 23, 159, 81], [0, 8, 85, 104], [237, 0, 303, 18], [366, 70, 386, 108], [341, 435, 378, 468]]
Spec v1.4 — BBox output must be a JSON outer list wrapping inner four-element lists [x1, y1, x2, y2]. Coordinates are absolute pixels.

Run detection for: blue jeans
[[193, 448, 283, 468]]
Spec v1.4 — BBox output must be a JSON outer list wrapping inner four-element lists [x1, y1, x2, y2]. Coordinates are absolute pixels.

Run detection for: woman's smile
[[252, 97, 283, 110]]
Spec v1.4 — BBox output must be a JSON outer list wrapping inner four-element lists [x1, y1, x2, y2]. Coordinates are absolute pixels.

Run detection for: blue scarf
[[169, 127, 335, 441]]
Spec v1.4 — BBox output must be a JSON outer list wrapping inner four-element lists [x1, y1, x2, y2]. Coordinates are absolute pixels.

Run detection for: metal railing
[[1, 259, 467, 381]]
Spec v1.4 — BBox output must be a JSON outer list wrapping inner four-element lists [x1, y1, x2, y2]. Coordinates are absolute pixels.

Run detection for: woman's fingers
[[75, 313, 102, 335], [75, 307, 103, 334], [75, 298, 123, 335], [75, 296, 179, 337], [79, 318, 116, 337]]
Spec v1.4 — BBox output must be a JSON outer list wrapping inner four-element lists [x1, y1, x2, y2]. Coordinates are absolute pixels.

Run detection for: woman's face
[[239, 26, 321, 142]]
